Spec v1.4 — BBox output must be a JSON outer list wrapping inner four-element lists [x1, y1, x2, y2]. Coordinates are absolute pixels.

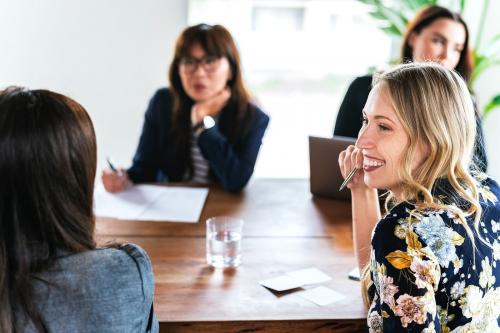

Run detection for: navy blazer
[[127, 88, 269, 192]]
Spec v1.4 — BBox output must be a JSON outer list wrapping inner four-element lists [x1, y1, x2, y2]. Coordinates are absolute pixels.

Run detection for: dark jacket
[[127, 88, 269, 192], [333, 75, 489, 172]]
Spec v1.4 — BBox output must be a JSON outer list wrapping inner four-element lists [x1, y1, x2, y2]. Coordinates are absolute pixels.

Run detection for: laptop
[[309, 135, 357, 200]]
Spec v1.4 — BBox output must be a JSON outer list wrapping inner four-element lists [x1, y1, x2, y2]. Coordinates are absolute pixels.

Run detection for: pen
[[106, 157, 118, 174], [339, 167, 359, 191]]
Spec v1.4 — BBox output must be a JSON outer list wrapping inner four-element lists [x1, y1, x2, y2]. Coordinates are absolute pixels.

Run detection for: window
[[188, 0, 391, 177]]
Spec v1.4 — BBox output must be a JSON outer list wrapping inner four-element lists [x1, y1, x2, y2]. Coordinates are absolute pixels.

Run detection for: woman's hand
[[338, 145, 368, 191], [102, 169, 130, 193], [191, 87, 231, 125]]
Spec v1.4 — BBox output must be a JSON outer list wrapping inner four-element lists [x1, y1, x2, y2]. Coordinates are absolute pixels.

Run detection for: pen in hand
[[339, 167, 360, 191], [106, 157, 119, 175]]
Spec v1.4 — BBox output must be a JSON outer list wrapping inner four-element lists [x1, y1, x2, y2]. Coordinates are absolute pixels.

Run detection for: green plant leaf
[[382, 24, 403, 36], [484, 94, 500, 118], [480, 34, 500, 58], [459, 0, 467, 14], [471, 57, 500, 86]]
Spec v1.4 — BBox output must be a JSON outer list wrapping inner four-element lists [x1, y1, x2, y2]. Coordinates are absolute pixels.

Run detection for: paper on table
[[299, 286, 346, 306], [286, 267, 331, 285], [94, 184, 208, 223], [259, 267, 332, 292], [259, 275, 303, 292]]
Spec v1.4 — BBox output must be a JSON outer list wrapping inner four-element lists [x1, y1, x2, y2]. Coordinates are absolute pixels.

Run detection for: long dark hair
[[168, 23, 254, 178], [401, 5, 473, 82], [0, 87, 97, 332]]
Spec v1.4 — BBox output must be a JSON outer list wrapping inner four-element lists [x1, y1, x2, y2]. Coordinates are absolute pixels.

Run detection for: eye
[[378, 123, 391, 132], [203, 56, 217, 65], [361, 115, 368, 125], [432, 37, 445, 45], [181, 58, 196, 66]]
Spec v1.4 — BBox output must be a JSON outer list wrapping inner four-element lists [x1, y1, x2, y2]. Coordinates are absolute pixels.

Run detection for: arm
[[369, 210, 441, 331], [198, 109, 269, 192], [127, 90, 165, 183], [339, 145, 380, 271]]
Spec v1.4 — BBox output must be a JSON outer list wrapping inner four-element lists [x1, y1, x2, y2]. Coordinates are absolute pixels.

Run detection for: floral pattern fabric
[[367, 177, 500, 332]]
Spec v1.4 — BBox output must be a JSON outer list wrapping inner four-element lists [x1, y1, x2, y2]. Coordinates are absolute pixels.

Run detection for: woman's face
[[410, 18, 466, 70], [179, 43, 232, 103], [356, 84, 428, 196]]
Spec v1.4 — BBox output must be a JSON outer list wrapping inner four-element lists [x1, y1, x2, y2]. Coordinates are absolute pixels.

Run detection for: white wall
[[0, 0, 187, 172]]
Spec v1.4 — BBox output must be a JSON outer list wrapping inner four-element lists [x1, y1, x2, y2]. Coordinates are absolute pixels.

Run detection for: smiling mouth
[[363, 158, 385, 172]]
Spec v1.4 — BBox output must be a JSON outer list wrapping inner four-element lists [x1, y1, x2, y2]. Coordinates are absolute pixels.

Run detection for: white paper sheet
[[259, 267, 332, 292], [299, 286, 346, 306], [94, 184, 208, 223]]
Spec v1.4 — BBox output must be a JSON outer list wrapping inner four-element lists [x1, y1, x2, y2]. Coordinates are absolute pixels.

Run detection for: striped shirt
[[190, 131, 210, 184]]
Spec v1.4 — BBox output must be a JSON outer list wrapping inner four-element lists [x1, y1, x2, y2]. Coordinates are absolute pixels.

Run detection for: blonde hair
[[362, 62, 484, 307]]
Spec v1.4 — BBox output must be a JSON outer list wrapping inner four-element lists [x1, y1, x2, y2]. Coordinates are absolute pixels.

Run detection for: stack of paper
[[94, 184, 209, 223]]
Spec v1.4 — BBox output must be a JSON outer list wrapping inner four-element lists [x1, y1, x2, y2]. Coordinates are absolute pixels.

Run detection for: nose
[[192, 63, 208, 76], [355, 124, 375, 150]]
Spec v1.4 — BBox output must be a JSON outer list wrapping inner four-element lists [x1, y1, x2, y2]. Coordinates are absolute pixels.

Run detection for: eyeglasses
[[179, 56, 221, 73]]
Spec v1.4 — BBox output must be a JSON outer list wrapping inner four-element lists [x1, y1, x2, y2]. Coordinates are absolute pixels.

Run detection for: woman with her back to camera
[[0, 87, 157, 332], [339, 63, 499, 331], [102, 23, 269, 193], [334, 5, 488, 172]]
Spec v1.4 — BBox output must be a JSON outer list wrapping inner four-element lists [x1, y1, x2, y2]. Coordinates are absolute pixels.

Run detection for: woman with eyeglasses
[[333, 5, 488, 173], [102, 23, 269, 192]]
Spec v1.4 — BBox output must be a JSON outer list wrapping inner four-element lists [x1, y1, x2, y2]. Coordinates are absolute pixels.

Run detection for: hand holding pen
[[102, 157, 130, 193], [338, 145, 366, 191]]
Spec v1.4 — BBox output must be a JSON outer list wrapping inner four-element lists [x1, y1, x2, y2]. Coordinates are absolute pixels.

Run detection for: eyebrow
[[362, 111, 396, 124], [431, 31, 464, 48]]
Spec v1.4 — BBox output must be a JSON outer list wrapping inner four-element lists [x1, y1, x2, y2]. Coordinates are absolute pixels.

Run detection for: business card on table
[[259, 267, 332, 292], [286, 267, 332, 285], [259, 275, 303, 292], [299, 286, 346, 306]]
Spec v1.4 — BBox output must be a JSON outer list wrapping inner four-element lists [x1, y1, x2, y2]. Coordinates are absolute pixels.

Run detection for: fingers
[[102, 169, 129, 193], [338, 145, 356, 178]]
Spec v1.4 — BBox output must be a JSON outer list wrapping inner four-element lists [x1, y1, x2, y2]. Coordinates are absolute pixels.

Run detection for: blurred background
[[1, 0, 499, 179]]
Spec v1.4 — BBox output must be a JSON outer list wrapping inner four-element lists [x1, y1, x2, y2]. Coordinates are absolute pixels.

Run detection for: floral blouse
[[367, 177, 500, 332]]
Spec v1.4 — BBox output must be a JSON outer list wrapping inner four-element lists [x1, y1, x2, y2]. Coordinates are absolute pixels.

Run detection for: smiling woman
[[338, 62, 500, 332], [101, 23, 269, 192]]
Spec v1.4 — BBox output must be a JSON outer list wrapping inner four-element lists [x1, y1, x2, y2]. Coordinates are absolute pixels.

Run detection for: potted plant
[[357, 0, 500, 118]]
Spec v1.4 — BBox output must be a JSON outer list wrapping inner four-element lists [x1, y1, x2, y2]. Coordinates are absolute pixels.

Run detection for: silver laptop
[[309, 135, 357, 200]]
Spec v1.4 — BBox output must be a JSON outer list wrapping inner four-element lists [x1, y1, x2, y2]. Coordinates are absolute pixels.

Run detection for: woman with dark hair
[[333, 5, 488, 172], [0, 87, 157, 332], [102, 23, 269, 193]]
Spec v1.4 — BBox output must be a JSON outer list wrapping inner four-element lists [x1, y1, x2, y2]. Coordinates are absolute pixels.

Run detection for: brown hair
[[0, 87, 97, 332], [401, 5, 473, 82], [168, 23, 254, 177]]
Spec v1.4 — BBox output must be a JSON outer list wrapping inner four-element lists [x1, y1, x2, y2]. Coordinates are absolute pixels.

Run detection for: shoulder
[[250, 103, 270, 125], [348, 75, 373, 91], [479, 177, 500, 204], [48, 244, 154, 292], [147, 87, 173, 111]]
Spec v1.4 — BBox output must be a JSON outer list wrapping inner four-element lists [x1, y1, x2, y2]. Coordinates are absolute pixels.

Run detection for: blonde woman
[[339, 63, 499, 331]]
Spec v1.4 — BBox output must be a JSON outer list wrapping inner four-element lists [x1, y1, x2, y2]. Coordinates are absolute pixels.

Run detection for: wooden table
[[96, 179, 368, 333]]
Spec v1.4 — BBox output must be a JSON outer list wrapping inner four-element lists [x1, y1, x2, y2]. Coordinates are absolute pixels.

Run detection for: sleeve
[[367, 210, 441, 332], [121, 244, 159, 333], [127, 91, 163, 183], [197, 108, 269, 192], [333, 76, 371, 138]]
